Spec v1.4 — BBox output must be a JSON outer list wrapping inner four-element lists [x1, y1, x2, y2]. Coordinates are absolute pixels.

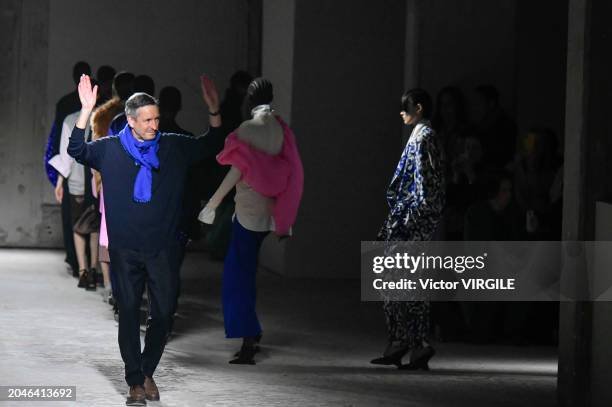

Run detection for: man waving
[[69, 74, 222, 406]]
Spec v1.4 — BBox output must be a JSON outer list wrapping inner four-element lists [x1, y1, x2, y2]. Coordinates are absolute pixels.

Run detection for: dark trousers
[[109, 245, 181, 386], [61, 183, 77, 271], [223, 219, 268, 338]]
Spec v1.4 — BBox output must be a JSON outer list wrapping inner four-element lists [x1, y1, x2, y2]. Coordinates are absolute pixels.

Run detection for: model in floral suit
[[372, 88, 445, 370]]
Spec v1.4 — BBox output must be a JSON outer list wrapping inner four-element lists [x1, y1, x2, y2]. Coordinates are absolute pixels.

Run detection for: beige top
[[234, 105, 284, 232], [198, 105, 286, 232]]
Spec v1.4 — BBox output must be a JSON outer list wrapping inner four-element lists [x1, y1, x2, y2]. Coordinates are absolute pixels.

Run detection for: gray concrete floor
[[0, 249, 558, 407]]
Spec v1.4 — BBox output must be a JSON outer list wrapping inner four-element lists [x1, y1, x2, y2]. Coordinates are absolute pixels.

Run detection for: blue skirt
[[223, 219, 269, 338]]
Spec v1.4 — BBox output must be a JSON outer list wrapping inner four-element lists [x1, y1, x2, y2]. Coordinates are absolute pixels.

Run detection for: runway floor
[[0, 249, 558, 406]]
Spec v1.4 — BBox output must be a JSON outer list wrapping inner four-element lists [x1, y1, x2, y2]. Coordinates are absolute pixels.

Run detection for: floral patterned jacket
[[378, 120, 445, 241]]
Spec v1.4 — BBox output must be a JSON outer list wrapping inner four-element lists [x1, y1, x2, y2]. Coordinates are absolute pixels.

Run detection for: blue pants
[[223, 219, 268, 338], [109, 245, 181, 386]]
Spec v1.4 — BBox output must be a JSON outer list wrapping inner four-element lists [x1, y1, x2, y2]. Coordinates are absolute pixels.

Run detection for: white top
[[48, 111, 91, 195]]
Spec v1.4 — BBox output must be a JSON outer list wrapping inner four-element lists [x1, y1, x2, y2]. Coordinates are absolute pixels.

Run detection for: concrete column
[[0, 0, 53, 247], [557, 0, 591, 405], [261, 0, 296, 121], [584, 0, 612, 405], [258, 0, 296, 274]]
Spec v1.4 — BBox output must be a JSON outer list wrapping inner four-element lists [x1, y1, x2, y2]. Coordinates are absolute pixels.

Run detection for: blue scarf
[[118, 124, 160, 203]]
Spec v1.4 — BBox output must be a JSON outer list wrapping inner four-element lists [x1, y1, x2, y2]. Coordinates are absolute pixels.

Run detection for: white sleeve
[[48, 118, 74, 179]]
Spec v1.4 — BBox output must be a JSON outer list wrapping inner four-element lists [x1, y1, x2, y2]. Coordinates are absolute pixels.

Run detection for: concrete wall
[[283, 0, 407, 278], [0, 0, 54, 247], [47, 0, 249, 145]]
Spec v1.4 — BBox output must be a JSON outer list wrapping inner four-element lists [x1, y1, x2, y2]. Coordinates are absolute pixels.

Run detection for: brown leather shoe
[[126, 384, 146, 406], [144, 376, 160, 401]]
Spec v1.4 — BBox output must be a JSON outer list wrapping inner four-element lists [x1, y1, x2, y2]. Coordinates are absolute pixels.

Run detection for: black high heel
[[398, 346, 436, 370], [229, 336, 260, 365], [234, 345, 260, 358], [370, 343, 410, 367], [233, 334, 262, 357], [229, 345, 256, 365], [77, 270, 88, 288]]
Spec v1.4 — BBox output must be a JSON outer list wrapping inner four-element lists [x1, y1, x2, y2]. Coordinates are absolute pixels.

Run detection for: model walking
[[199, 78, 304, 364], [371, 88, 445, 370]]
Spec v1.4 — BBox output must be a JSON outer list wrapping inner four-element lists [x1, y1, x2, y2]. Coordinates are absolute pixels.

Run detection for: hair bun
[[247, 78, 273, 106]]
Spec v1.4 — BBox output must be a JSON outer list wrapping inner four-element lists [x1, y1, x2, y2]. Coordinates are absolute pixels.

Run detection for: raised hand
[[200, 74, 219, 112], [77, 74, 98, 111]]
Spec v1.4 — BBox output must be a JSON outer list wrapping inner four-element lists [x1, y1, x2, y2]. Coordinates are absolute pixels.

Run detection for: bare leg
[[73, 232, 87, 275], [89, 232, 99, 268], [100, 261, 111, 287]]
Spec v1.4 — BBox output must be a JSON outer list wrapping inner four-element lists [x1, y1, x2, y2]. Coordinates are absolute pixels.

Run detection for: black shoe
[[234, 345, 260, 357], [233, 334, 262, 357], [229, 344, 257, 365], [370, 342, 410, 367], [72, 268, 79, 278], [77, 270, 88, 288], [398, 346, 436, 371], [86, 268, 97, 291]]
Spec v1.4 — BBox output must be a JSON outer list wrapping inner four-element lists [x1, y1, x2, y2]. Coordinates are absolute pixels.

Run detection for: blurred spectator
[[434, 86, 482, 240], [472, 85, 517, 172], [512, 128, 561, 239], [96, 65, 117, 104], [134, 74, 155, 96], [107, 72, 136, 135], [221, 70, 253, 134], [464, 171, 523, 241], [159, 86, 191, 135]]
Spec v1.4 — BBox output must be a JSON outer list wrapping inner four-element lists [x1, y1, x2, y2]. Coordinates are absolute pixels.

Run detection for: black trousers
[[109, 245, 181, 386], [61, 183, 77, 272]]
